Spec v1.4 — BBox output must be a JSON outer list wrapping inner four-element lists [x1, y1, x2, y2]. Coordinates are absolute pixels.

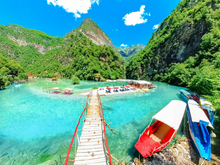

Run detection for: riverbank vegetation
[[0, 54, 26, 88]]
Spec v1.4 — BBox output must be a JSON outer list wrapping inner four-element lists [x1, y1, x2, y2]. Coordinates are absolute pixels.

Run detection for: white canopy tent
[[65, 88, 73, 91], [152, 100, 186, 130], [188, 100, 214, 128]]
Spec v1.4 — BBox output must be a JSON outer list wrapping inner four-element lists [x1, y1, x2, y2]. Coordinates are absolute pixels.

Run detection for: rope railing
[[98, 92, 113, 165], [64, 92, 91, 165]]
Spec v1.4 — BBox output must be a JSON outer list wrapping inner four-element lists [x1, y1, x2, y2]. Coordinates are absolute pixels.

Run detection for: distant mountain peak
[[77, 18, 114, 49], [115, 44, 145, 61]]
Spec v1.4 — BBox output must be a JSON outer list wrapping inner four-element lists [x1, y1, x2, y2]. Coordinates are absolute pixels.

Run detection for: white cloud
[[47, 0, 99, 18], [120, 44, 128, 47], [153, 24, 159, 29], [123, 5, 148, 26]]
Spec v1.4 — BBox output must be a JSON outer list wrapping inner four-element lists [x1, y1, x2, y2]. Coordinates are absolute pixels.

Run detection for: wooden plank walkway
[[74, 90, 107, 165]]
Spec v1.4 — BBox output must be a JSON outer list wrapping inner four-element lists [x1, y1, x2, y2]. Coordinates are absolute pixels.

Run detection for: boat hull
[[180, 92, 190, 103], [186, 106, 211, 161], [134, 121, 177, 158]]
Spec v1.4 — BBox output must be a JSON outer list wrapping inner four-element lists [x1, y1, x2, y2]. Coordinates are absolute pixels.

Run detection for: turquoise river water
[[0, 79, 219, 164]]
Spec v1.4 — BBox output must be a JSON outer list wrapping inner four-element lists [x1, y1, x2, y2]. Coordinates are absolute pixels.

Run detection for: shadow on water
[[102, 106, 114, 111], [176, 93, 184, 102]]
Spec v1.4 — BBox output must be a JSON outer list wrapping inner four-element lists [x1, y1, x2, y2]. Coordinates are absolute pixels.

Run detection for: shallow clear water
[[0, 79, 217, 164]]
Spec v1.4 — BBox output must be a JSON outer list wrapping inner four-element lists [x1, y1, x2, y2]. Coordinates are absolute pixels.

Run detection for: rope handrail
[[98, 93, 113, 165], [64, 92, 91, 165]]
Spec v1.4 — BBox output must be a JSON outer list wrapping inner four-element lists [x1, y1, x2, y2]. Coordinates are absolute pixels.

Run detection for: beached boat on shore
[[135, 100, 186, 157], [180, 89, 215, 125], [187, 100, 214, 161]]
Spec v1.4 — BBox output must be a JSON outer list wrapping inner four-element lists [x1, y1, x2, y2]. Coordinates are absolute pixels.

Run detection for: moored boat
[[187, 100, 214, 161], [199, 98, 216, 125], [180, 89, 192, 102], [180, 89, 200, 103], [134, 100, 186, 157]]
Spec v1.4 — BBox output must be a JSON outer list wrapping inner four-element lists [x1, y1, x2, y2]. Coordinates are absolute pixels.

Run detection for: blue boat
[[187, 100, 214, 161], [180, 89, 200, 103], [180, 89, 192, 102]]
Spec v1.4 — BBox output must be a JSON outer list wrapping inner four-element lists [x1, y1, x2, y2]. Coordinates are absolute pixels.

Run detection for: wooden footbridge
[[64, 90, 114, 165]]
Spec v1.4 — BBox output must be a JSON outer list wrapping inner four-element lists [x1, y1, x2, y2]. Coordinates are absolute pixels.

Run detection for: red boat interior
[[135, 120, 175, 157], [202, 109, 210, 119]]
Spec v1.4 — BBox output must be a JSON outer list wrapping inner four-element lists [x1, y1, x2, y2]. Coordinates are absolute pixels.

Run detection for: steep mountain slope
[[61, 29, 125, 80], [115, 44, 145, 61], [0, 24, 63, 55], [77, 18, 115, 49], [127, 0, 220, 79], [0, 24, 64, 69], [126, 0, 220, 111]]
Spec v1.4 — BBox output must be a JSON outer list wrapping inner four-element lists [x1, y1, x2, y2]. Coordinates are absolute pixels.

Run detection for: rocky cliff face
[[126, 0, 219, 79], [151, 18, 208, 72], [7, 35, 61, 54], [77, 18, 115, 49]]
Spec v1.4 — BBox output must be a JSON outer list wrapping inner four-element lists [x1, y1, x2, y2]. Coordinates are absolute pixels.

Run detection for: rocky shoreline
[[115, 137, 220, 165]]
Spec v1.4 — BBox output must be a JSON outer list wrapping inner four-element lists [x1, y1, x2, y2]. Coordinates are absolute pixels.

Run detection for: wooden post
[[106, 151, 119, 163], [104, 120, 117, 135]]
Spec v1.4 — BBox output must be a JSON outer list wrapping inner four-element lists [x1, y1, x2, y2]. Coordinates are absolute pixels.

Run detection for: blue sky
[[0, 0, 181, 47]]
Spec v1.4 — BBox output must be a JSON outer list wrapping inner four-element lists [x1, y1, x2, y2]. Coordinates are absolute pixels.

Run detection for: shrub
[[110, 75, 116, 80], [71, 75, 80, 84], [18, 73, 28, 80]]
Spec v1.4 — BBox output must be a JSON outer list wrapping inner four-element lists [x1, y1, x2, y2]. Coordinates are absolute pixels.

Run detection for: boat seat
[[152, 123, 171, 142], [150, 134, 161, 143], [149, 121, 162, 134], [161, 128, 175, 144]]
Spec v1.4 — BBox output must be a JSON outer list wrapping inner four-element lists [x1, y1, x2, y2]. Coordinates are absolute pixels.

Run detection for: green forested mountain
[[115, 44, 145, 61], [27, 30, 125, 80], [126, 0, 220, 111], [0, 24, 64, 70], [0, 19, 125, 80]]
